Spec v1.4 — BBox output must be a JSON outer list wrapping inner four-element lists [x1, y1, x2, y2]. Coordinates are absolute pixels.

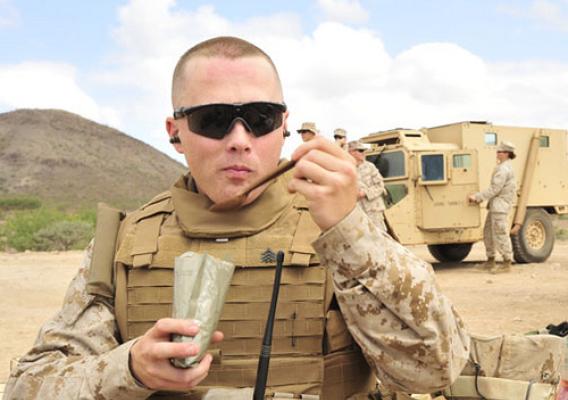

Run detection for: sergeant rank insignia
[[260, 248, 277, 263]]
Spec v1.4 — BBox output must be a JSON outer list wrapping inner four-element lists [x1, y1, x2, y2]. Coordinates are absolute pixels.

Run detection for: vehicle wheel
[[427, 243, 473, 263], [511, 208, 555, 263]]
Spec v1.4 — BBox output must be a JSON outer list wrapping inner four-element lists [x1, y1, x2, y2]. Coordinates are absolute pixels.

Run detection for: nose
[[225, 119, 253, 153]]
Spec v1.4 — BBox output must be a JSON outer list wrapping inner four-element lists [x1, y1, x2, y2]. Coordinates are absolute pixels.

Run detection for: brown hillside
[[0, 109, 186, 210]]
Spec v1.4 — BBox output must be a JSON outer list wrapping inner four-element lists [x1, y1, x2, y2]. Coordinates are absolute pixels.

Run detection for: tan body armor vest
[[90, 175, 375, 399]]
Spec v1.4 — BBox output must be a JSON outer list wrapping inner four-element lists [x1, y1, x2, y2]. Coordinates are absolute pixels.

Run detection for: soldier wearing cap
[[6, 36, 469, 399], [469, 141, 517, 273], [333, 128, 348, 151], [296, 121, 318, 142], [348, 140, 388, 232]]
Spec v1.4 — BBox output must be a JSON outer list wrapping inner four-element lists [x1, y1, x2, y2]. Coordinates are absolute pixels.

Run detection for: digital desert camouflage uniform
[[473, 158, 516, 264], [4, 172, 470, 400], [356, 160, 388, 232]]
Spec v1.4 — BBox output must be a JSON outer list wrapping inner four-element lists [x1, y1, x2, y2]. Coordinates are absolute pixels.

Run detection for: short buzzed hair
[[171, 36, 282, 106]]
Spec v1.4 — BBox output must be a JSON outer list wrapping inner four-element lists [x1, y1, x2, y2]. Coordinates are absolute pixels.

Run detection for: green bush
[[0, 232, 6, 251], [33, 220, 94, 251], [0, 196, 42, 210], [557, 228, 568, 241], [1, 207, 97, 251], [3, 208, 65, 251], [73, 208, 97, 226]]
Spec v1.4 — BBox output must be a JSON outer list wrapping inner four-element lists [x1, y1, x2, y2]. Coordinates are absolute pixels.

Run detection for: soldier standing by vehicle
[[296, 121, 318, 142], [333, 128, 348, 151], [349, 140, 388, 232], [469, 141, 517, 273], [5, 36, 469, 399]]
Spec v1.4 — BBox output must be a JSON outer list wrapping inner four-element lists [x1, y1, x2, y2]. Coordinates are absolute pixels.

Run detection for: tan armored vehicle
[[361, 121, 568, 263]]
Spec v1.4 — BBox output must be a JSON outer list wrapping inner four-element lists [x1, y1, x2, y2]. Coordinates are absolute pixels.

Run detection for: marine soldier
[[5, 36, 469, 399], [333, 128, 348, 151], [296, 121, 318, 142], [469, 141, 517, 274], [348, 140, 388, 232]]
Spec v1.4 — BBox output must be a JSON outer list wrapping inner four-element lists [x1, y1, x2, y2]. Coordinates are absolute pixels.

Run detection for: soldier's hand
[[288, 137, 358, 231], [467, 194, 477, 204], [129, 318, 223, 391]]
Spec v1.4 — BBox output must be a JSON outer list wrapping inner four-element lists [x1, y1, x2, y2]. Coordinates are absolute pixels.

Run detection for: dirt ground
[[1, 241, 567, 384]]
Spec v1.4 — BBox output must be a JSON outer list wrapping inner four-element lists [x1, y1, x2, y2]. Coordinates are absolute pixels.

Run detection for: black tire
[[511, 208, 555, 263], [427, 243, 474, 263]]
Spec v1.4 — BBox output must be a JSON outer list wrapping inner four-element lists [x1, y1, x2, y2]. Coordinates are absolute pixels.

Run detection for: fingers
[[149, 341, 199, 360], [288, 137, 359, 231], [292, 136, 352, 163], [146, 318, 199, 340], [151, 353, 214, 391], [211, 330, 224, 343], [129, 318, 224, 391]]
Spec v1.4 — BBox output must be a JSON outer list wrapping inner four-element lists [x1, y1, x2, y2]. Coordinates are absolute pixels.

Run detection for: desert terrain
[[1, 241, 567, 384]]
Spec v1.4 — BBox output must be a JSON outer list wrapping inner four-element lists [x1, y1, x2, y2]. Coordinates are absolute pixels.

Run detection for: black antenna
[[253, 250, 284, 400]]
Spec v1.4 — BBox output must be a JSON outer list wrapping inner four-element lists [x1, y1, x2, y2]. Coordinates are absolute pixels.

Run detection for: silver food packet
[[171, 251, 235, 368]]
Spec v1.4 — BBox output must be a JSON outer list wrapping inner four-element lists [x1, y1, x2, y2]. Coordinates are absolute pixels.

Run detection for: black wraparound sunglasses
[[173, 102, 287, 140]]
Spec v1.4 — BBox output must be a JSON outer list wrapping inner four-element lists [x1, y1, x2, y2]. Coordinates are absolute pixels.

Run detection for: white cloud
[[0, 62, 120, 127], [0, 0, 20, 28], [92, 0, 568, 159], [389, 43, 488, 104], [498, 0, 568, 32], [530, 0, 568, 31], [3, 0, 568, 162], [316, 0, 369, 24]]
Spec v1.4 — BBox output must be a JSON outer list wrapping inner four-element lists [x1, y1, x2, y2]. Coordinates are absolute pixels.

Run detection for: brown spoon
[[209, 159, 296, 212]]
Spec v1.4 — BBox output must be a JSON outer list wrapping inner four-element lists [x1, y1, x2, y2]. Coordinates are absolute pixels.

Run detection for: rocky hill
[[0, 109, 186, 210]]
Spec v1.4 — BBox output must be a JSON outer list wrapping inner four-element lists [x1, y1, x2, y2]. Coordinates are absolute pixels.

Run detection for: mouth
[[222, 165, 253, 180]]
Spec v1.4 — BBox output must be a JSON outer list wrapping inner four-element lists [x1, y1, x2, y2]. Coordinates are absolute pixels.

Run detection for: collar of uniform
[[170, 168, 295, 239]]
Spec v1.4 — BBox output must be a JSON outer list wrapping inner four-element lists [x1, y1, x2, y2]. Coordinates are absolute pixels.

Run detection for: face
[[300, 131, 315, 142], [497, 151, 509, 162], [167, 55, 287, 204], [349, 149, 365, 163]]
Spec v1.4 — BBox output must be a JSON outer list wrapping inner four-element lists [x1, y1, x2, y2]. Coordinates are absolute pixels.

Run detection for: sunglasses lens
[[243, 103, 283, 137], [187, 105, 232, 139]]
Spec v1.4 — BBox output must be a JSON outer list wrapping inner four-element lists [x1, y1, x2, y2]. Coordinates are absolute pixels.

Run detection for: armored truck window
[[367, 151, 405, 178], [539, 136, 550, 147], [421, 154, 445, 182], [453, 154, 472, 168], [484, 132, 497, 145]]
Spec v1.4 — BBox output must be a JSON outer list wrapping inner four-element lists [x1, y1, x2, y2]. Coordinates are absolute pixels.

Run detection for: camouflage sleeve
[[3, 242, 154, 400], [359, 162, 386, 201], [312, 206, 470, 394], [475, 164, 507, 203]]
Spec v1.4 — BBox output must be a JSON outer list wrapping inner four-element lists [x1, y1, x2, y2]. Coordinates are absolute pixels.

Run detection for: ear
[[166, 117, 184, 154], [282, 110, 290, 138]]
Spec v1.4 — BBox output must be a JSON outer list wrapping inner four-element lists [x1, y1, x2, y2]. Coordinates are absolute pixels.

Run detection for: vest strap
[[115, 262, 128, 342], [87, 203, 124, 298], [132, 214, 165, 268], [290, 208, 319, 266]]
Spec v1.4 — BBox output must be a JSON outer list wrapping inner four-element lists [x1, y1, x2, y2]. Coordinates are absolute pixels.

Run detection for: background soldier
[[5, 37, 469, 399], [296, 121, 318, 142], [348, 140, 388, 232], [333, 128, 348, 150], [469, 141, 517, 273]]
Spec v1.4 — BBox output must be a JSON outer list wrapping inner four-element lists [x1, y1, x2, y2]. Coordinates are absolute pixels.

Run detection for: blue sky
[[1, 0, 568, 160]]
